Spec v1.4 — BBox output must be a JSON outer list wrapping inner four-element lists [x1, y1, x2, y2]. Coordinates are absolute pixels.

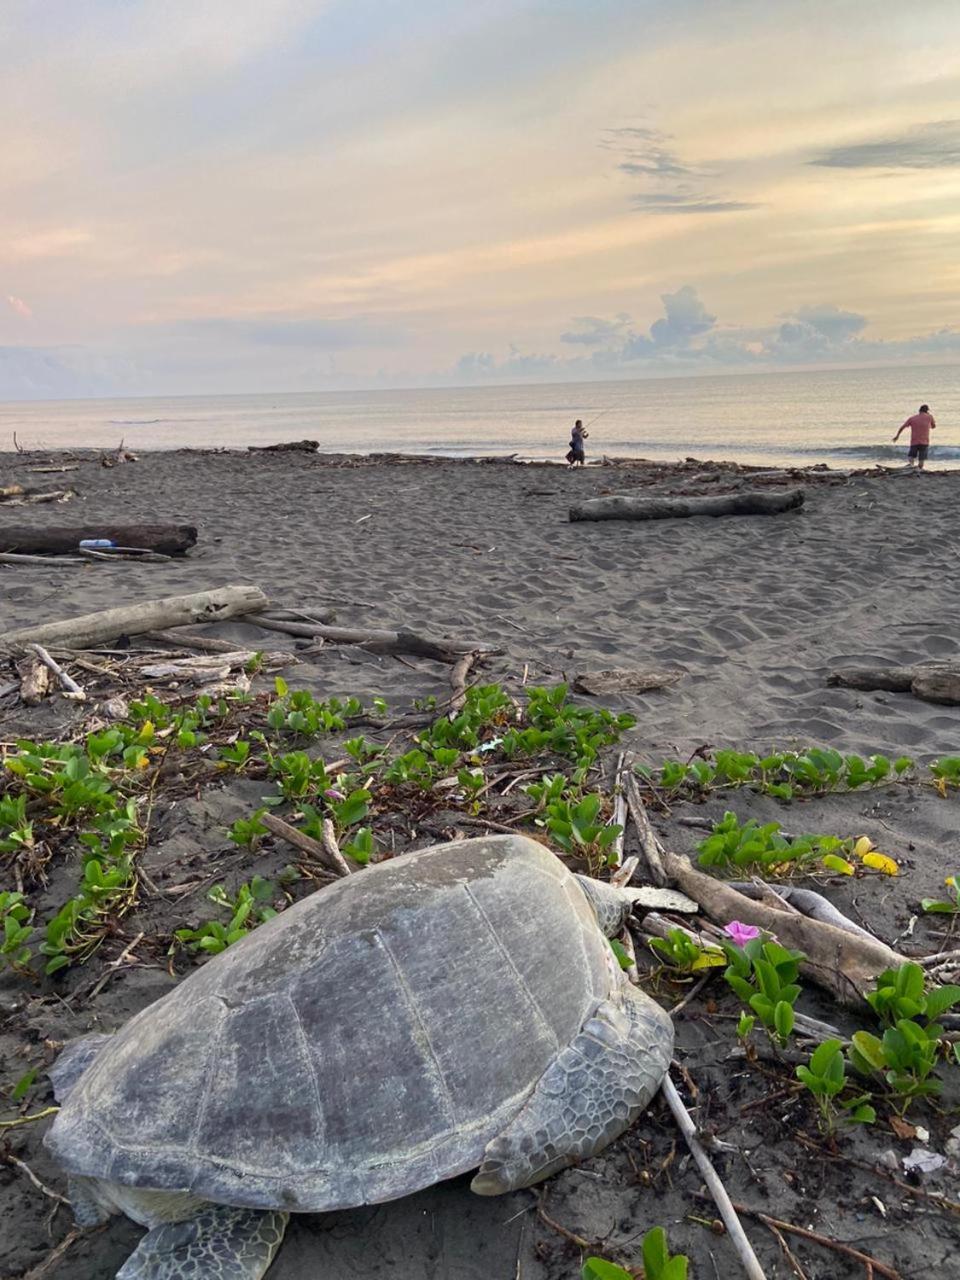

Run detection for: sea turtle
[[44, 834, 673, 1279]]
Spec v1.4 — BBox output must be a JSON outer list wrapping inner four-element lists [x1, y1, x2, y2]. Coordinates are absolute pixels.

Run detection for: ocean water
[[1, 363, 958, 468]]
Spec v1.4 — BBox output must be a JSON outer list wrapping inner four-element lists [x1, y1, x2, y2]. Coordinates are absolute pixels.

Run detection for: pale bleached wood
[[0, 585, 268, 655], [570, 487, 804, 523]]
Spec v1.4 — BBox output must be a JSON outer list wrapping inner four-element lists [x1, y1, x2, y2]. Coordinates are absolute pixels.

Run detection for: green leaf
[[847, 1103, 876, 1124], [725, 973, 756, 1004], [850, 1030, 885, 1071], [581, 1261, 632, 1280], [774, 1000, 794, 1043], [809, 1038, 844, 1077], [662, 1257, 689, 1280], [922, 984, 960, 1019], [12, 1068, 37, 1100], [642, 1226, 669, 1278]]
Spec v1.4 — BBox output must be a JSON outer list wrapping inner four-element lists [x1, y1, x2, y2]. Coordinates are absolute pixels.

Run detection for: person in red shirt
[[893, 403, 936, 469]]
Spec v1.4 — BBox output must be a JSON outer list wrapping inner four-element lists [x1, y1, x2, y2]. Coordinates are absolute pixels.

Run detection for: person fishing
[[566, 419, 588, 467]]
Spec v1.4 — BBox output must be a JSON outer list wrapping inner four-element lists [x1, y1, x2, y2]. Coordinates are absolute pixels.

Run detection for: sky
[[3, 0, 960, 398]]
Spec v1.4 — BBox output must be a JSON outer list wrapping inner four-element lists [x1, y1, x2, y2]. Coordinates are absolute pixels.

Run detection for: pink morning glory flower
[[724, 921, 761, 946], [324, 788, 346, 802]]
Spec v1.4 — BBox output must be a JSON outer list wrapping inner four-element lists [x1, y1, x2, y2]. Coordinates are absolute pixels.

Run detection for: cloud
[[603, 123, 758, 216], [560, 314, 632, 346], [6, 295, 32, 319], [790, 304, 867, 342], [604, 126, 701, 181], [452, 287, 960, 382], [811, 120, 960, 169], [0, 346, 110, 399]]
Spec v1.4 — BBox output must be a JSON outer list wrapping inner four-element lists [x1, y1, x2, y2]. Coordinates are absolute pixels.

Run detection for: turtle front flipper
[[471, 984, 672, 1195], [117, 1206, 289, 1280]]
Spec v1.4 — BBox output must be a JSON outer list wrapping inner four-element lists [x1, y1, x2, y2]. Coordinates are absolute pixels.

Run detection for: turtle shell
[[45, 835, 618, 1211]]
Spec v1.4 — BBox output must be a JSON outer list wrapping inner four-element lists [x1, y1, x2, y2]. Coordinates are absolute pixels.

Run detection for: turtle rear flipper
[[117, 1207, 289, 1280], [471, 985, 672, 1195]]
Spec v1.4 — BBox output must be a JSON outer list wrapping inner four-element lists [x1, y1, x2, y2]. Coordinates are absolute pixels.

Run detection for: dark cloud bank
[[812, 119, 960, 170]]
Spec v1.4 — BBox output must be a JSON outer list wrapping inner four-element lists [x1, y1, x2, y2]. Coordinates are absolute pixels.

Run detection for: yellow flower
[[946, 876, 957, 888]]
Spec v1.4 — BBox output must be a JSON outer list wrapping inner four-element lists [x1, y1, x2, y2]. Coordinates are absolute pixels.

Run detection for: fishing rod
[[581, 409, 608, 431]]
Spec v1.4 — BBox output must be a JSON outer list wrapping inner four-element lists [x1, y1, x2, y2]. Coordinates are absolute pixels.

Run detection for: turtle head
[[575, 875, 631, 937]]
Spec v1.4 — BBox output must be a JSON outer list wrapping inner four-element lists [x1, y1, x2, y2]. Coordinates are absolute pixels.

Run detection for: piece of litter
[[915, 1126, 930, 1143], [870, 1195, 887, 1217], [355, 514, 372, 524], [902, 1147, 947, 1176]]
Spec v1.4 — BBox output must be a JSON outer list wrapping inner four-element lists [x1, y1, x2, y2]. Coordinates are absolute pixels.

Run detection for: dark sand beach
[[1, 449, 959, 1279]]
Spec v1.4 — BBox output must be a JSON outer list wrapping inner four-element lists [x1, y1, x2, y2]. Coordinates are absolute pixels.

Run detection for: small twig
[[1, 1151, 70, 1205], [610, 855, 640, 889], [793, 1132, 960, 1214], [625, 772, 666, 886], [608, 751, 627, 869], [260, 813, 344, 879], [662, 1074, 766, 1280], [27, 644, 86, 700], [321, 817, 354, 877], [83, 932, 147, 1001], [764, 1219, 810, 1280], [694, 1193, 902, 1279], [0, 1106, 59, 1130], [536, 1187, 591, 1250], [619, 924, 640, 985], [448, 650, 479, 717], [670, 972, 712, 1016], [22, 1226, 104, 1280]]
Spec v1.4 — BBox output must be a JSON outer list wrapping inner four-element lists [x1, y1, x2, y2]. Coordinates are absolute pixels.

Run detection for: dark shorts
[[908, 443, 929, 461]]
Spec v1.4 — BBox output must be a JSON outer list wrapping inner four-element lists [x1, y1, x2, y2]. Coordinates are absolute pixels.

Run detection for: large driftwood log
[[662, 851, 905, 1005], [0, 524, 197, 555], [0, 585, 268, 655], [828, 662, 960, 705], [248, 440, 318, 453], [569, 488, 804, 523]]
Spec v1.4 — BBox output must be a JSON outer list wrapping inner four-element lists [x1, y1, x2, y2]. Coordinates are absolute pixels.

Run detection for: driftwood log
[[662, 851, 905, 1006], [573, 668, 682, 696], [248, 440, 318, 453], [569, 488, 804, 523], [246, 616, 499, 663], [828, 663, 960, 706], [0, 524, 197, 555], [0, 585, 268, 655]]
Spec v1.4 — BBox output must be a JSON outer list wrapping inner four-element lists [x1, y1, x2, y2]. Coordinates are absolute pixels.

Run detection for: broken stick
[[259, 814, 342, 879], [27, 644, 85, 701], [624, 772, 667, 886]]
